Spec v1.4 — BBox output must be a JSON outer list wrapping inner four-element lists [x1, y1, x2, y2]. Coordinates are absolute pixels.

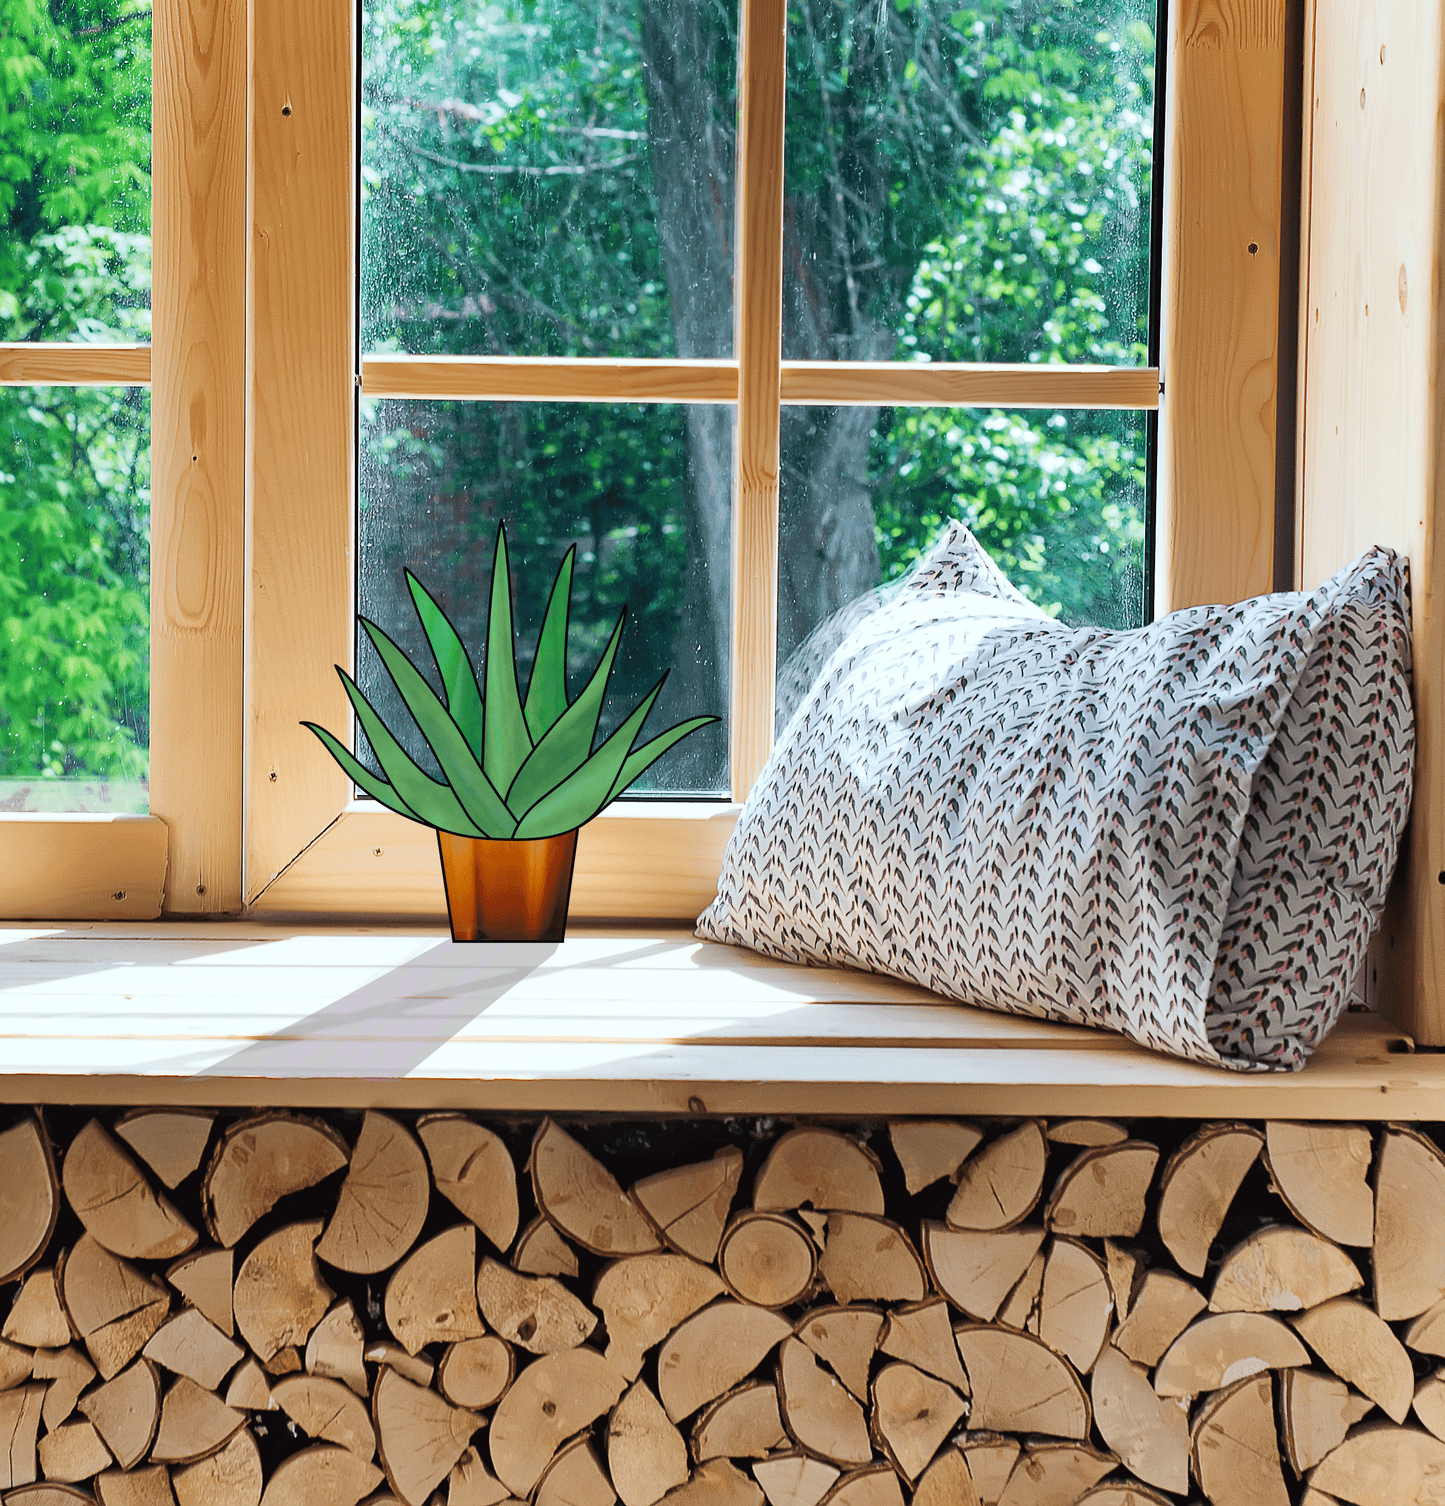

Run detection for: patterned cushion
[[697, 524, 1415, 1070]]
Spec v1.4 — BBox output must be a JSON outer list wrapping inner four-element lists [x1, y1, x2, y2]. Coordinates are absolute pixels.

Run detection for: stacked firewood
[[2, 1111, 1443, 1506]]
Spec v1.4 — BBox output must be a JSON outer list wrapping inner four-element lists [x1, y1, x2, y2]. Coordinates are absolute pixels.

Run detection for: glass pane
[[0, 386, 150, 810], [0, 2, 152, 342], [782, 0, 1155, 365], [359, 400, 731, 795], [361, 0, 736, 359], [776, 404, 1147, 729]]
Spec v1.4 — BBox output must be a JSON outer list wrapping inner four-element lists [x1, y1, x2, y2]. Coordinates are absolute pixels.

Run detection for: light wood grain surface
[[0, 818, 167, 919], [362, 357, 739, 403], [0, 344, 151, 385], [779, 363, 1160, 409]]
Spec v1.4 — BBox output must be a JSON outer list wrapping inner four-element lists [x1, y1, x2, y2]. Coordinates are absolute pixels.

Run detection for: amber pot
[[436, 829, 579, 942]]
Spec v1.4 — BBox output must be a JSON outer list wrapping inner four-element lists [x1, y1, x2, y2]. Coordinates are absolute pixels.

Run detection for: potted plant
[[304, 523, 717, 941]]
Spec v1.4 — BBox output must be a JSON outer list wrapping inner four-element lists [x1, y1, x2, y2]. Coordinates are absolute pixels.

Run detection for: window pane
[[0, 386, 149, 810], [777, 404, 1147, 729], [361, 0, 736, 359], [782, 0, 1155, 365], [359, 400, 731, 795], [0, 2, 152, 342]]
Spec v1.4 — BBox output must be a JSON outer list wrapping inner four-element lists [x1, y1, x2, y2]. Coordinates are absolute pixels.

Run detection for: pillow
[[696, 523, 1415, 1070]]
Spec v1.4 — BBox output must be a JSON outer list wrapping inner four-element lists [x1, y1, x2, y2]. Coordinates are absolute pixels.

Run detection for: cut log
[[257, 1444, 383, 1506], [750, 1454, 838, 1506], [1089, 1346, 1188, 1494], [957, 1437, 1020, 1506], [0, 1115, 58, 1285], [488, 1348, 626, 1498], [868, 1363, 965, 1482], [385, 1226, 485, 1357], [476, 1258, 594, 1355], [994, 1252, 1044, 1332], [166, 1252, 233, 1339], [1073, 1488, 1172, 1506], [1190, 1373, 1289, 1506], [816, 1216, 924, 1306], [718, 1216, 815, 1309], [60, 1234, 171, 1379], [1374, 1126, 1445, 1321], [416, 1117, 520, 1255], [909, 1450, 980, 1506], [114, 1111, 215, 1192], [656, 1303, 791, 1423], [753, 1132, 883, 1218], [994, 1443, 1116, 1506], [1044, 1143, 1159, 1240], [1292, 1296, 1413, 1423], [1264, 1122, 1374, 1247], [201, 1114, 349, 1249], [0, 1383, 44, 1488], [1102, 1241, 1141, 1320], [263, 1348, 301, 1377], [317, 1113, 428, 1275], [535, 1438, 616, 1506], [273, 1375, 375, 1459], [951, 1327, 1089, 1438], [886, 1123, 983, 1195], [437, 1339, 513, 1411], [77, 1358, 160, 1469], [1281, 1369, 1375, 1474], [448, 1446, 511, 1506], [63, 1120, 198, 1261], [306, 1302, 367, 1398], [1155, 1123, 1263, 1278], [1036, 1239, 1112, 1374], [512, 1219, 578, 1280], [151, 1378, 246, 1465], [921, 1223, 1045, 1322], [816, 1465, 901, 1506], [1404, 1295, 1445, 1357], [530, 1122, 661, 1257], [224, 1359, 274, 1412], [0, 1339, 33, 1391], [608, 1381, 688, 1506], [33, 1346, 96, 1430], [364, 1345, 432, 1387], [1112, 1271, 1207, 1367], [144, 1309, 244, 1392], [95, 1465, 176, 1506], [795, 1309, 883, 1403], [1046, 1121, 1127, 1148], [233, 1221, 333, 1364], [776, 1339, 871, 1467], [691, 1383, 786, 1461], [1310, 1422, 1445, 1506], [171, 1428, 263, 1506], [877, 1299, 968, 1391], [3, 1268, 70, 1348], [632, 1149, 744, 1265], [1153, 1312, 1308, 1397], [1416, 1369, 1445, 1442], [658, 1460, 762, 1506], [1210, 1226, 1363, 1313], [38, 1419, 112, 1483], [594, 1255, 725, 1382], [372, 1367, 481, 1506], [5, 1488, 94, 1506], [946, 1123, 1046, 1233]]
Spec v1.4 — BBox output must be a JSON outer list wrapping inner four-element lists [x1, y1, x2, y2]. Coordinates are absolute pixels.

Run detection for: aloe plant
[[304, 524, 718, 840]]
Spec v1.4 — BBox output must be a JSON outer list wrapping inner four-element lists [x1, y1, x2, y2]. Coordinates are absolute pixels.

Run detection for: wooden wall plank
[[0, 818, 167, 919], [0, 345, 151, 386]]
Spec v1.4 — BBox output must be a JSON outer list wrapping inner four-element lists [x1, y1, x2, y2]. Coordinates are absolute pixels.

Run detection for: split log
[[5, 1488, 95, 1506], [1074, 1488, 1172, 1506], [365, 1344, 432, 1386], [1404, 1295, 1445, 1356], [0, 1114, 58, 1285], [1264, 1122, 1374, 1247], [385, 1226, 485, 1356], [594, 1255, 725, 1382], [77, 1358, 160, 1469], [144, 1309, 244, 1391], [632, 1149, 744, 1265], [750, 1454, 838, 1506], [1046, 1121, 1127, 1148], [317, 1113, 429, 1275], [512, 1219, 578, 1279], [151, 1378, 246, 1465], [1102, 1241, 1141, 1320], [3, 1268, 70, 1348], [691, 1383, 786, 1461], [795, 1308, 883, 1403], [166, 1252, 233, 1339], [0, 1338, 32, 1390], [1043, 1143, 1159, 1240], [476, 1257, 594, 1354], [1416, 1369, 1445, 1441], [718, 1216, 815, 1309], [60, 1233, 171, 1379], [1190, 1373, 1289, 1506], [909, 1450, 980, 1506], [816, 1216, 925, 1306], [753, 1132, 883, 1218], [659, 1460, 762, 1506], [886, 1123, 982, 1194], [817, 1464, 901, 1506], [488, 1348, 626, 1498], [957, 1437, 1020, 1506], [95, 1465, 176, 1506], [273, 1375, 376, 1459], [868, 1363, 965, 1482], [1112, 1271, 1206, 1367], [1309, 1423, 1445, 1506], [1280, 1369, 1375, 1474], [534, 1438, 615, 1506], [946, 1123, 1046, 1233], [877, 1300, 968, 1391], [530, 1122, 661, 1257], [994, 1252, 1044, 1332], [62, 1120, 198, 1261], [1155, 1123, 1263, 1278], [233, 1221, 334, 1364], [306, 1301, 367, 1397], [0, 1383, 44, 1488], [656, 1303, 791, 1422], [33, 1346, 96, 1429], [776, 1338, 871, 1466], [1089, 1346, 1188, 1494], [171, 1428, 263, 1506], [449, 1446, 512, 1506], [608, 1380, 688, 1506], [993, 1443, 1116, 1506], [201, 1114, 349, 1249], [1153, 1312, 1308, 1397], [263, 1348, 302, 1377], [372, 1367, 481, 1506], [1292, 1296, 1413, 1423], [1374, 1126, 1445, 1321], [1210, 1226, 1363, 1313], [38, 1419, 112, 1483], [920, 1223, 1045, 1323], [257, 1444, 383, 1506], [437, 1339, 514, 1410], [416, 1117, 520, 1255], [114, 1111, 215, 1191], [1036, 1239, 1112, 1374], [951, 1327, 1089, 1438], [224, 1359, 274, 1412]]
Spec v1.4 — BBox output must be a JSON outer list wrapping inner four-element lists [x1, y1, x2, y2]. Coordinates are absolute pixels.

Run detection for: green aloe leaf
[[302, 720, 422, 823], [605, 715, 720, 803], [523, 546, 575, 742], [362, 619, 516, 837], [505, 606, 627, 819], [483, 522, 533, 794], [406, 570, 485, 763]]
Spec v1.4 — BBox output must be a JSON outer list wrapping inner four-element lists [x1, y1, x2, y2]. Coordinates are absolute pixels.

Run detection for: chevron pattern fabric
[[697, 524, 1415, 1071]]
